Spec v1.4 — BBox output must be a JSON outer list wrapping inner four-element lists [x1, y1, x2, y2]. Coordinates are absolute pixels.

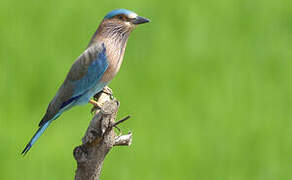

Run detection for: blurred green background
[[0, 0, 292, 179]]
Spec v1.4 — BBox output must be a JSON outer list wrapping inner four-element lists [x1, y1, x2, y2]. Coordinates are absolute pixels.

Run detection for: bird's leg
[[89, 99, 102, 107], [89, 99, 103, 114]]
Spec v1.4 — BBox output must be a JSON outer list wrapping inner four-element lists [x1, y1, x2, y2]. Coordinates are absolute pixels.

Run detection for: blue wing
[[63, 44, 108, 106], [39, 43, 108, 126], [22, 44, 108, 155]]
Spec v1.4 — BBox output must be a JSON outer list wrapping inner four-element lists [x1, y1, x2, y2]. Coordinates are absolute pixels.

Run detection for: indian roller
[[21, 9, 150, 155]]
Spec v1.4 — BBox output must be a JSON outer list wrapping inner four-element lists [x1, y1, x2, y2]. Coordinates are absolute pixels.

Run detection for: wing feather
[[39, 44, 108, 126]]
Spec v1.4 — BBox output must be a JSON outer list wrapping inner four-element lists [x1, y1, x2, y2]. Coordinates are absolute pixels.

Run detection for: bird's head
[[89, 9, 149, 48], [103, 9, 150, 29], [97, 9, 150, 38]]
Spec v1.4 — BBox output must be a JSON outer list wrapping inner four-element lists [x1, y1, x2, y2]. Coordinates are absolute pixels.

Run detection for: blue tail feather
[[21, 144, 31, 155], [21, 120, 52, 156]]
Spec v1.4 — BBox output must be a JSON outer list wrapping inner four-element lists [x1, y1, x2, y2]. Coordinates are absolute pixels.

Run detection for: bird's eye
[[118, 16, 124, 20]]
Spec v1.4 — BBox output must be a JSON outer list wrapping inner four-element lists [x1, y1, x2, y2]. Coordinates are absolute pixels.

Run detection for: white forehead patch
[[128, 12, 138, 19]]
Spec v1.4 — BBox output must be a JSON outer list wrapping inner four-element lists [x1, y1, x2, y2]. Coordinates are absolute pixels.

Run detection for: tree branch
[[73, 91, 131, 180]]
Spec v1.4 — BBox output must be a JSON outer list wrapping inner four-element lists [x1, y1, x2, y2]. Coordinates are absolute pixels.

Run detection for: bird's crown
[[104, 9, 138, 19]]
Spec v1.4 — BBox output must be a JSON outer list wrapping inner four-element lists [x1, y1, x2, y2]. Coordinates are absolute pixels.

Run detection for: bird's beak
[[132, 16, 150, 25]]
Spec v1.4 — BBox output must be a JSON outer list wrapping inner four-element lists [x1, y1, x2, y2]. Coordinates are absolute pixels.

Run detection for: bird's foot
[[101, 86, 114, 100], [91, 87, 114, 114], [93, 86, 114, 102], [89, 99, 102, 114]]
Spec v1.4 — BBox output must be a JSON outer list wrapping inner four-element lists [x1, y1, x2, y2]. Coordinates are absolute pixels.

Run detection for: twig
[[114, 132, 132, 146], [113, 115, 131, 127]]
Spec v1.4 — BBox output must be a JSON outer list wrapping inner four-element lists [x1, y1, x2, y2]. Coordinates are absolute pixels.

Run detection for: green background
[[0, 0, 292, 179]]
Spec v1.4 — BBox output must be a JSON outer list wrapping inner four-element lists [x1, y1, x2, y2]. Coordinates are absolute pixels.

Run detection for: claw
[[102, 86, 114, 100], [103, 86, 113, 95]]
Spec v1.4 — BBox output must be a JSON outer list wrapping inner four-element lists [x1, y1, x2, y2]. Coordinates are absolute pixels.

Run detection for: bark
[[73, 91, 132, 180]]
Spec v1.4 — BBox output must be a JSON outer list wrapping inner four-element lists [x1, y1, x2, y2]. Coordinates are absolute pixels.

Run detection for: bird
[[21, 9, 150, 155]]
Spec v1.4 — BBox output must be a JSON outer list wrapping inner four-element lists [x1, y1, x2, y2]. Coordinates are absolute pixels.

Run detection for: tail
[[21, 120, 52, 155]]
